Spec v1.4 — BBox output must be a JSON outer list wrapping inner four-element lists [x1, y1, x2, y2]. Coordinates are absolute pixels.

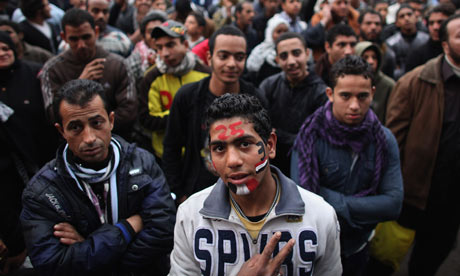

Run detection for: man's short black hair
[[425, 3, 455, 22], [20, 0, 44, 19], [188, 11, 206, 27], [0, 20, 21, 34], [326, 24, 357, 46], [373, 0, 388, 7], [440, 13, 460, 42], [206, 94, 271, 143], [140, 11, 168, 36], [330, 55, 374, 89], [275, 32, 307, 53], [208, 25, 246, 56], [358, 9, 383, 24], [396, 4, 414, 19], [53, 79, 110, 125], [61, 8, 96, 33]]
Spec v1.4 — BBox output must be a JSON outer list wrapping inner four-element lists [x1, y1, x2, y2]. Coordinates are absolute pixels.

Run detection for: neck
[[231, 169, 277, 217], [445, 54, 460, 72], [237, 21, 247, 31], [29, 16, 45, 25], [189, 33, 201, 42], [209, 76, 240, 96]]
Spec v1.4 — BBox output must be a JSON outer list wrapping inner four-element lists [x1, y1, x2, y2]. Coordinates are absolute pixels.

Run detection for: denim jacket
[[291, 126, 403, 257]]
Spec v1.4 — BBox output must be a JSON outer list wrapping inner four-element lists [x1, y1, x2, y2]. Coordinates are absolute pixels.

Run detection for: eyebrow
[[209, 134, 255, 146], [216, 50, 246, 55]]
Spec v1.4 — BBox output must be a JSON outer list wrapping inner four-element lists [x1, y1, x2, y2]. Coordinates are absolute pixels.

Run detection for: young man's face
[[326, 74, 375, 125], [374, 3, 388, 21], [428, 12, 449, 41], [276, 37, 309, 84], [41, 0, 52, 19], [62, 22, 99, 62], [281, 0, 301, 18], [208, 34, 247, 85], [360, 13, 382, 42], [396, 7, 417, 35], [56, 95, 114, 164], [236, 2, 255, 27], [263, 0, 281, 16], [87, 0, 109, 32], [209, 117, 276, 195], [362, 48, 378, 72], [135, 0, 153, 14], [144, 20, 163, 47], [331, 0, 349, 19], [152, 0, 167, 11], [326, 35, 357, 65], [154, 36, 188, 67], [185, 15, 202, 37]]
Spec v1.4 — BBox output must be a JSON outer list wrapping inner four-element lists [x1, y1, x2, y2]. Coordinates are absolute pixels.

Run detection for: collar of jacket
[[418, 54, 443, 85], [199, 165, 305, 220]]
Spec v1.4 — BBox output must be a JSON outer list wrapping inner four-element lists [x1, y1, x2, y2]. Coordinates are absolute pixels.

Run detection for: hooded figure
[[246, 16, 289, 85], [355, 41, 395, 124]]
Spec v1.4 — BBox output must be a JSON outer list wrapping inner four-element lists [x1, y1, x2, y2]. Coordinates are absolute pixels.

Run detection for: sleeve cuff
[[115, 219, 136, 244]]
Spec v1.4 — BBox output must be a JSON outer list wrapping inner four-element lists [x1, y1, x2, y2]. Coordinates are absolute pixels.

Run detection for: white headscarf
[[246, 16, 289, 72]]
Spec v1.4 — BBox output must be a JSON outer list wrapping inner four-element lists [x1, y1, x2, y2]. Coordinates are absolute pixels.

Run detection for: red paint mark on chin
[[246, 178, 259, 192], [212, 160, 217, 170]]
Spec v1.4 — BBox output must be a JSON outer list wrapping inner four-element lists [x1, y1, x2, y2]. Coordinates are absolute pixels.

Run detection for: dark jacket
[[19, 20, 60, 54], [405, 39, 443, 73], [315, 53, 333, 87], [291, 127, 403, 257], [259, 71, 327, 147], [386, 55, 444, 210], [20, 136, 176, 276], [162, 76, 262, 199], [0, 60, 57, 256], [259, 71, 327, 176]]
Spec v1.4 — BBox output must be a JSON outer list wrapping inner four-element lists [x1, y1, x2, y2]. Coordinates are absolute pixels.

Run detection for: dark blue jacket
[[291, 127, 403, 257], [20, 136, 176, 276]]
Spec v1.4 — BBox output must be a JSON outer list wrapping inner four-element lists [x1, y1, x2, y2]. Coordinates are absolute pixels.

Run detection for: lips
[[347, 114, 361, 120], [82, 146, 102, 156], [227, 173, 250, 185]]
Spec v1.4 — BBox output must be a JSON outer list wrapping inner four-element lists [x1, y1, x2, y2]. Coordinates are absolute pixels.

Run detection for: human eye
[[67, 123, 82, 133], [217, 52, 229, 60], [82, 34, 92, 40], [358, 93, 369, 100], [340, 93, 350, 100], [292, 49, 302, 57], [338, 42, 346, 48], [211, 144, 225, 153], [279, 52, 288, 60], [234, 53, 246, 62]]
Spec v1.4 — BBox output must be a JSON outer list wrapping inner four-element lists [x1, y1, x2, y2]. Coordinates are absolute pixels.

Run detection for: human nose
[[286, 53, 295, 65], [349, 97, 359, 111], [344, 44, 354, 55], [226, 55, 237, 68], [82, 127, 96, 145], [226, 146, 243, 168], [77, 38, 86, 49]]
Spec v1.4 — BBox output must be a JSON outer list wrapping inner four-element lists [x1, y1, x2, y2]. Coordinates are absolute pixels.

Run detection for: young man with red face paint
[[169, 93, 342, 276]]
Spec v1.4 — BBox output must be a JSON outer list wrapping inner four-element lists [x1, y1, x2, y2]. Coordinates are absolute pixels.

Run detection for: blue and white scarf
[[63, 137, 121, 224]]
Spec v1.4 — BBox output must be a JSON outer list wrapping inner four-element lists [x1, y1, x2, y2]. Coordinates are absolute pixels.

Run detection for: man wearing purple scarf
[[291, 56, 403, 276]]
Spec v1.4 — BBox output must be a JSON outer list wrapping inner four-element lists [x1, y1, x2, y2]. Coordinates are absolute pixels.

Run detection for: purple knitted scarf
[[294, 101, 388, 197]]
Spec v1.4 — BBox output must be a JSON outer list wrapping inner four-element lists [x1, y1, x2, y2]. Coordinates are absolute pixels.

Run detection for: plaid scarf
[[294, 101, 387, 196]]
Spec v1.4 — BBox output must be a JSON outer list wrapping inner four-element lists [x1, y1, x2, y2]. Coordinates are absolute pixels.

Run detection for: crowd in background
[[1, 0, 460, 274]]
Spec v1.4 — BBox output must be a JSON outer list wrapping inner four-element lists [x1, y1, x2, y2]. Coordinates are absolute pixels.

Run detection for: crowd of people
[[0, 0, 459, 275]]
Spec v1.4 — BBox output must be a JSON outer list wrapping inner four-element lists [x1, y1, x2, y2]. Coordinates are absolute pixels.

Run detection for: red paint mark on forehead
[[214, 120, 245, 140]]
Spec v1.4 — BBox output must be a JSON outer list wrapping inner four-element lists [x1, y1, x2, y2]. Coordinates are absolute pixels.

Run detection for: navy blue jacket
[[291, 127, 403, 257], [20, 136, 176, 276]]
